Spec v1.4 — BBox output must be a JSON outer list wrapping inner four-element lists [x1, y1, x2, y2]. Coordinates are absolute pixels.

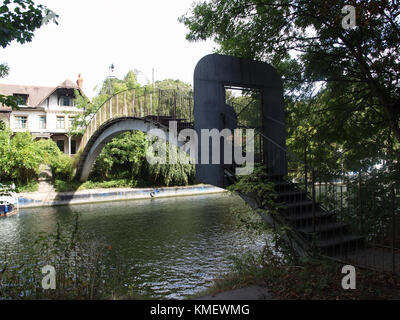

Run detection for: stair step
[[284, 210, 335, 223], [266, 174, 285, 181], [277, 190, 307, 197], [273, 180, 295, 186], [297, 221, 348, 234], [281, 200, 314, 209], [315, 234, 364, 249], [277, 191, 308, 203], [273, 181, 298, 192]]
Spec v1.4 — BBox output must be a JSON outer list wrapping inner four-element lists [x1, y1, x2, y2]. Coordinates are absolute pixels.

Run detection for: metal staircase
[[224, 165, 365, 259]]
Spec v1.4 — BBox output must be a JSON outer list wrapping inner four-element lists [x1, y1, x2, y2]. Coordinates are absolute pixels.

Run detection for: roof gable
[[0, 79, 84, 108], [0, 84, 53, 107]]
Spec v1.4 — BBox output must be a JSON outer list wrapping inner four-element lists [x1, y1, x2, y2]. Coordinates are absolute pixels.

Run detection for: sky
[[0, 0, 215, 98]]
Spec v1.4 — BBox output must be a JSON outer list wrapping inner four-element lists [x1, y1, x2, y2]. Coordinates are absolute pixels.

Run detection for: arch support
[[76, 118, 187, 182]]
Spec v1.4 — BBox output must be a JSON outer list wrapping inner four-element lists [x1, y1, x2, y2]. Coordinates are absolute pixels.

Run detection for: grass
[[54, 179, 137, 192], [54, 178, 199, 193], [15, 180, 39, 193], [189, 248, 400, 300]]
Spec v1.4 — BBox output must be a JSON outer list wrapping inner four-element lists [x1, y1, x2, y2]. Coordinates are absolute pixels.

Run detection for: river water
[[0, 193, 265, 299]]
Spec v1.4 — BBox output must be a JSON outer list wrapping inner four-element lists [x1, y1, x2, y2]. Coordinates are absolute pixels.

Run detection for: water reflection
[[0, 193, 264, 299]]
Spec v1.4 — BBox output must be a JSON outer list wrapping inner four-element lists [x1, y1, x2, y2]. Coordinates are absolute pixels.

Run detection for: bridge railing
[[79, 88, 193, 154]]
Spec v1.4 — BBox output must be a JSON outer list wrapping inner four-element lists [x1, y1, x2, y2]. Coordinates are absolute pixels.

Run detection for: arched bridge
[[75, 88, 194, 182], [73, 54, 377, 266]]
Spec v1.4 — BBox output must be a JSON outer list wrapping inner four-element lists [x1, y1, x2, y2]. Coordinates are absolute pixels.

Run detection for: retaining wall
[[17, 185, 227, 208]]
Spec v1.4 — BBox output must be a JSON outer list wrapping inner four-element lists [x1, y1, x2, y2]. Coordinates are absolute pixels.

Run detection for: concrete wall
[[18, 185, 226, 208], [0, 113, 10, 127], [10, 108, 81, 135]]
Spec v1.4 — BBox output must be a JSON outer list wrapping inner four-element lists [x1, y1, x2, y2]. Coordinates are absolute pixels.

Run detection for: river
[[0, 193, 265, 299]]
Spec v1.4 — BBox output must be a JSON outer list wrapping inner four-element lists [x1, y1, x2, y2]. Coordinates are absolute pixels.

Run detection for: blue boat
[[0, 184, 19, 217]]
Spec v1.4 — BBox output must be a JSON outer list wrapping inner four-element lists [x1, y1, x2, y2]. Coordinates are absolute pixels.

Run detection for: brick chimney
[[76, 73, 83, 89]]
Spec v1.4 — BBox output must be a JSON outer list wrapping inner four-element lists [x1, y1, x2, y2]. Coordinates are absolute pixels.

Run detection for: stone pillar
[[68, 135, 71, 156]]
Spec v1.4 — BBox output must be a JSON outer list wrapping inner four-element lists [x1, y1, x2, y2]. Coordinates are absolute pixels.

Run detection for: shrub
[[51, 154, 74, 182], [35, 138, 62, 165]]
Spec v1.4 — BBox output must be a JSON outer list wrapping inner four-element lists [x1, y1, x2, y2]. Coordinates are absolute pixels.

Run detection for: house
[[0, 75, 85, 155]]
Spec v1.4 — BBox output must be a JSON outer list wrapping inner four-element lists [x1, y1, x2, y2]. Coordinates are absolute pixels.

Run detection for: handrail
[[83, 87, 137, 129], [77, 88, 194, 154]]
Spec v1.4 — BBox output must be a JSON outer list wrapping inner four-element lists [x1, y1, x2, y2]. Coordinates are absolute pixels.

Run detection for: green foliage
[[35, 138, 74, 182], [54, 179, 135, 193], [0, 131, 42, 184], [72, 71, 195, 188], [51, 154, 74, 182], [0, 0, 58, 109], [155, 79, 192, 92], [228, 165, 278, 210], [16, 180, 39, 192], [0, 216, 138, 299], [0, 130, 75, 188], [90, 131, 147, 181], [0, 0, 58, 48], [89, 132, 195, 188], [0, 119, 6, 131], [35, 138, 62, 165], [180, 0, 400, 156], [98, 70, 139, 96]]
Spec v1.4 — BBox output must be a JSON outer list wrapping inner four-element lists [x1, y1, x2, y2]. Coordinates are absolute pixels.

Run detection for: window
[[56, 116, 65, 129], [13, 94, 28, 105], [56, 140, 64, 153], [15, 116, 27, 129], [60, 96, 72, 106], [39, 116, 46, 129]]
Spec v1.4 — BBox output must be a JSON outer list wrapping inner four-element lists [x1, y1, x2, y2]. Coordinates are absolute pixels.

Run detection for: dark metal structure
[[193, 54, 287, 188], [74, 54, 398, 273]]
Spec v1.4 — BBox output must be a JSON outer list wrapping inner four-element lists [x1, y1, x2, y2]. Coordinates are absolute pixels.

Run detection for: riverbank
[[190, 256, 400, 300], [17, 184, 226, 208]]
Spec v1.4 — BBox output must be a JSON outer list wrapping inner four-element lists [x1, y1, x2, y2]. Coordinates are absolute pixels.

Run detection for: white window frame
[[15, 116, 28, 129], [56, 116, 65, 129], [39, 115, 46, 129]]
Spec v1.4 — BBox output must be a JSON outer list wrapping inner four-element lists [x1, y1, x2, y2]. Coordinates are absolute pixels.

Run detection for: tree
[[74, 71, 195, 187], [155, 79, 192, 92], [179, 0, 400, 144], [0, 0, 58, 108]]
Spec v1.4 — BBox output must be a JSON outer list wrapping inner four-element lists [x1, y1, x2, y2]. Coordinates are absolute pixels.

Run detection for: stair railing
[[233, 121, 399, 272]]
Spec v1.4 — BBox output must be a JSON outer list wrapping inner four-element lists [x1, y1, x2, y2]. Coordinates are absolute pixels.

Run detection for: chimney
[[76, 73, 83, 89]]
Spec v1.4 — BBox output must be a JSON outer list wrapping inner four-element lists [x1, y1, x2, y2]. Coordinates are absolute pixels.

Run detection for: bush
[[0, 130, 42, 184], [35, 139, 74, 182], [16, 180, 39, 193], [50, 154, 74, 182], [35, 138, 62, 165]]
